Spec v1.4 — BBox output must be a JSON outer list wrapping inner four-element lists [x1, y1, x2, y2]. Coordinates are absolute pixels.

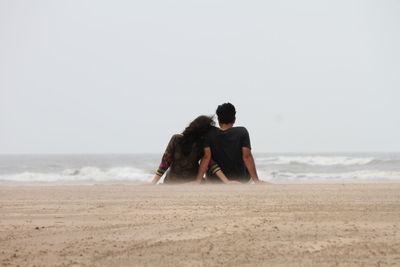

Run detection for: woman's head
[[179, 115, 215, 155], [182, 115, 215, 138]]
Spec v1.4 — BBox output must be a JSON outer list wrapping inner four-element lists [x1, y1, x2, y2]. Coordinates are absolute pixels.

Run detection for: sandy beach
[[1, 183, 399, 266]]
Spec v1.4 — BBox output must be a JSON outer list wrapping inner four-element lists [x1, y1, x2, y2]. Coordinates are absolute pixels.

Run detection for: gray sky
[[1, 0, 399, 154]]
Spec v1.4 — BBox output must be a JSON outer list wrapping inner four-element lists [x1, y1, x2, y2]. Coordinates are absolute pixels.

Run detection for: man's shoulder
[[233, 126, 248, 131], [232, 126, 249, 134]]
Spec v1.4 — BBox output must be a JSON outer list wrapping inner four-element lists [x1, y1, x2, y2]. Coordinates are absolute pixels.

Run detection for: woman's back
[[151, 115, 216, 185], [160, 134, 204, 183]]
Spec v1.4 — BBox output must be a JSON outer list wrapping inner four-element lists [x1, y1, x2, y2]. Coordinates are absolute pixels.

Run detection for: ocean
[[0, 153, 399, 184]]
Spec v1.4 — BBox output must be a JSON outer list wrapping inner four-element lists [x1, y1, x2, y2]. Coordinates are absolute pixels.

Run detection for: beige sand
[[1, 183, 400, 266]]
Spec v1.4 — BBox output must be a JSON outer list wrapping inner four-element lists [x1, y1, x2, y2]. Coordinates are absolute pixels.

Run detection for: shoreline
[[1, 179, 400, 186], [1, 183, 399, 266]]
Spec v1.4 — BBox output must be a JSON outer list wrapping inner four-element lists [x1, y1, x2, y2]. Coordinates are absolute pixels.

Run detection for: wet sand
[[1, 183, 400, 266]]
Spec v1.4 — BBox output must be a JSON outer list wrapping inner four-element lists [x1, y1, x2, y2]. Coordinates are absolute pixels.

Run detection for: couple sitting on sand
[[147, 103, 267, 185]]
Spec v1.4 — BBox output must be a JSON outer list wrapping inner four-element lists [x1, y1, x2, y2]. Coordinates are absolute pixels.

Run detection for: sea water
[[0, 153, 399, 184]]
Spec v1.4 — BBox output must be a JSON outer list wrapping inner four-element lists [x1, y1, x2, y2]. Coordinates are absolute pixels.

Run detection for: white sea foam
[[2, 168, 400, 184], [263, 170, 400, 181], [0, 167, 153, 184], [257, 156, 375, 166]]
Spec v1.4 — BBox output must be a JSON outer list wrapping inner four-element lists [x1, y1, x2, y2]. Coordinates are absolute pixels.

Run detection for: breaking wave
[[0, 167, 153, 184], [265, 170, 400, 182], [257, 156, 376, 166]]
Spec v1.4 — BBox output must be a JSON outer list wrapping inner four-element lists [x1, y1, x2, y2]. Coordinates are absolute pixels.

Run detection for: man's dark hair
[[216, 103, 236, 124]]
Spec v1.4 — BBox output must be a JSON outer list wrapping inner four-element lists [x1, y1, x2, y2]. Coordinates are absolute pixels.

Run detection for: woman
[[147, 115, 237, 184]]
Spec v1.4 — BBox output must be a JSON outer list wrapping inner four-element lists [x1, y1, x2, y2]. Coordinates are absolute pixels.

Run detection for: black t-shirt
[[203, 126, 251, 182]]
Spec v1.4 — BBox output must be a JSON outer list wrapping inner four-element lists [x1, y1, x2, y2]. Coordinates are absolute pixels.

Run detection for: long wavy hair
[[179, 115, 215, 155]]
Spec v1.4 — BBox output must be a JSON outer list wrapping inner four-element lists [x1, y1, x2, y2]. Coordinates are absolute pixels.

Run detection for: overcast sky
[[1, 0, 399, 154]]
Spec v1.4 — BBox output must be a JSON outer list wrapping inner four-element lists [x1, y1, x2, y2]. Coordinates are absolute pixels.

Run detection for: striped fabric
[[156, 153, 172, 176], [208, 159, 221, 174]]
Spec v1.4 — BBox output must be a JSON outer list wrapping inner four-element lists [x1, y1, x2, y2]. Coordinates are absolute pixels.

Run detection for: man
[[195, 103, 267, 184]]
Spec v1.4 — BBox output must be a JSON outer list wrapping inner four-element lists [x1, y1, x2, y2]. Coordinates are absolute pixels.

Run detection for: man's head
[[216, 103, 236, 125]]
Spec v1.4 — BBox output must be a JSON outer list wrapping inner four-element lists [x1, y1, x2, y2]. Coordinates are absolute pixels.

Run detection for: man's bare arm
[[193, 147, 212, 183], [242, 147, 268, 184]]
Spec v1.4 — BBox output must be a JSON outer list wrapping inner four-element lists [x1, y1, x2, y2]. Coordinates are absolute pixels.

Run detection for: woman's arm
[[208, 159, 241, 184], [141, 174, 162, 185], [214, 170, 241, 184], [144, 153, 171, 185], [142, 136, 175, 185]]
